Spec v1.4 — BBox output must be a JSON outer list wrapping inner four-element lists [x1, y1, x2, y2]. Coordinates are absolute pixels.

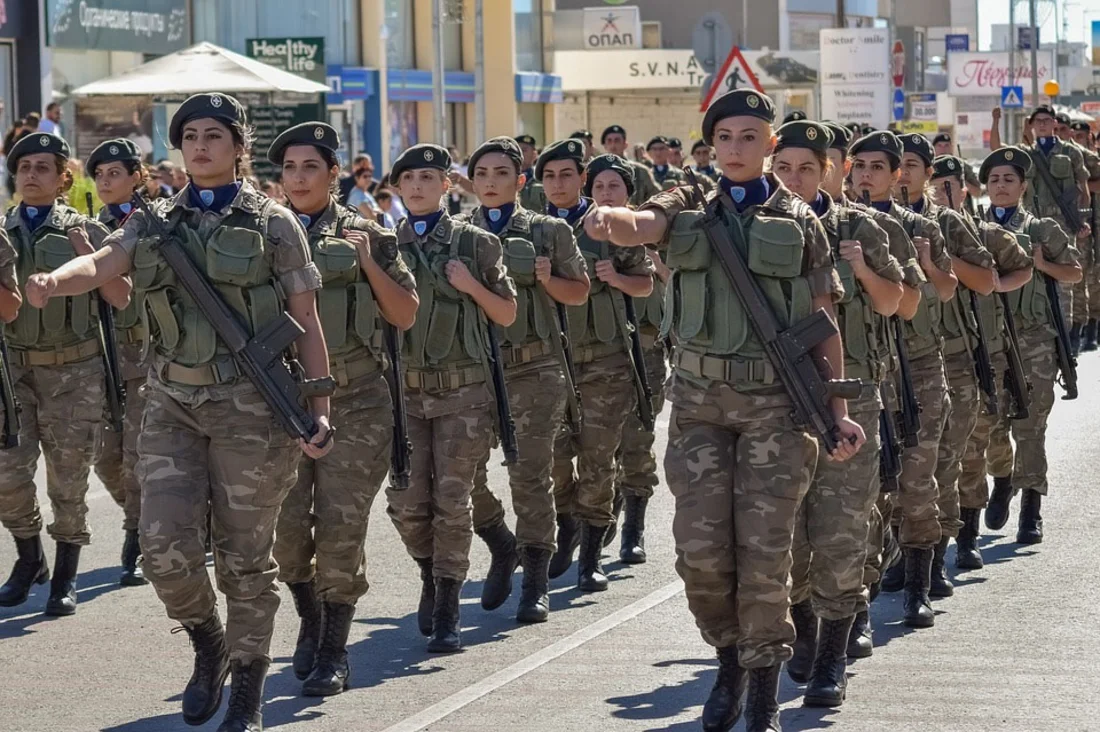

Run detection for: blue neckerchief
[[993, 205, 1017, 225], [19, 203, 52, 231], [810, 192, 829, 218], [408, 209, 444, 238], [720, 176, 770, 212], [548, 198, 589, 226], [871, 200, 893, 213], [654, 165, 668, 176], [108, 202, 134, 222], [188, 181, 242, 212], [698, 165, 716, 176], [481, 203, 514, 235], [291, 206, 327, 231], [910, 197, 925, 214], [1037, 137, 1057, 155], [523, 168, 535, 183]]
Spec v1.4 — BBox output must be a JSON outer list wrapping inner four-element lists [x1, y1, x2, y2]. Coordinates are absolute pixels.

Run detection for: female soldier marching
[[0, 132, 130, 617], [268, 122, 417, 695], [26, 93, 333, 732]]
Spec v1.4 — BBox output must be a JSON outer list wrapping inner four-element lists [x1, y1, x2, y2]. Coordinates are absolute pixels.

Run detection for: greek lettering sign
[[582, 6, 642, 49], [246, 37, 326, 84], [47, 0, 189, 53]]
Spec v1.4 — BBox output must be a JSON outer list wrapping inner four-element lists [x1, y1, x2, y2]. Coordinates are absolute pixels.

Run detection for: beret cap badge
[[747, 95, 759, 108], [1005, 150, 1014, 160], [109, 145, 119, 155], [424, 149, 434, 161], [880, 134, 888, 144], [314, 127, 325, 140], [806, 127, 818, 140], [948, 160, 955, 169], [39, 136, 49, 147], [210, 95, 223, 108]]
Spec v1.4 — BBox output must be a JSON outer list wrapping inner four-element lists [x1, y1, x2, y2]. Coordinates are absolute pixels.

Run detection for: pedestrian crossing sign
[[1001, 86, 1024, 109]]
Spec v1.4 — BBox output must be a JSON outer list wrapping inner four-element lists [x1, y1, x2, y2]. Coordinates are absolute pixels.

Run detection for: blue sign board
[[945, 34, 969, 53], [893, 87, 906, 121], [326, 65, 374, 105], [1001, 85, 1024, 109]]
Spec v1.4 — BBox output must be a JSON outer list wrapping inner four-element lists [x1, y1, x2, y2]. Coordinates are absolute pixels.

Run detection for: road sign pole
[[1009, 0, 1017, 142], [1029, 0, 1040, 109]]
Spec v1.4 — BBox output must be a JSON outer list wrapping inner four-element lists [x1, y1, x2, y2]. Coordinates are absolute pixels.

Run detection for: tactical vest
[[99, 207, 146, 343], [399, 224, 488, 384], [310, 208, 385, 377], [8, 206, 98, 351], [935, 209, 981, 358], [520, 179, 547, 213], [1029, 145, 1076, 222], [631, 248, 665, 340], [567, 228, 630, 362], [897, 210, 944, 360], [131, 200, 284, 370], [1004, 219, 1054, 331], [832, 207, 889, 381], [663, 206, 813, 370], [496, 218, 555, 353]]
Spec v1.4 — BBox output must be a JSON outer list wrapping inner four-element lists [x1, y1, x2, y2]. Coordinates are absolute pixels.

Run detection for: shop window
[[514, 0, 544, 72]]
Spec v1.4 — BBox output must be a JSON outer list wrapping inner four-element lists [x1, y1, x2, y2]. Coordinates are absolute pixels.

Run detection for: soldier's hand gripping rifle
[[85, 192, 126, 432], [133, 196, 336, 444], [685, 169, 861, 454], [0, 330, 19, 449]]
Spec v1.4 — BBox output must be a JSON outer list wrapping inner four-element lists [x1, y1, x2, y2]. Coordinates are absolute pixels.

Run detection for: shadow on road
[[0, 564, 133, 637]]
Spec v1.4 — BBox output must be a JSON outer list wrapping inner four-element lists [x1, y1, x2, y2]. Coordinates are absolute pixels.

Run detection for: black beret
[[668, 137, 683, 149], [932, 132, 952, 146], [1070, 121, 1091, 133], [515, 134, 537, 147], [569, 129, 593, 142], [7, 132, 70, 174], [584, 154, 635, 198], [860, 124, 875, 136], [468, 136, 524, 175], [389, 143, 451, 184], [691, 139, 711, 153], [169, 92, 246, 148], [1029, 104, 1056, 121], [849, 130, 904, 165], [267, 122, 339, 165], [1055, 112, 1071, 126], [702, 89, 776, 145], [646, 135, 670, 150], [774, 121, 833, 155], [601, 125, 626, 143], [822, 122, 853, 152], [979, 146, 1032, 184], [783, 110, 808, 124], [535, 138, 587, 180], [899, 133, 935, 165], [85, 138, 142, 177], [845, 122, 864, 135], [930, 155, 966, 181]]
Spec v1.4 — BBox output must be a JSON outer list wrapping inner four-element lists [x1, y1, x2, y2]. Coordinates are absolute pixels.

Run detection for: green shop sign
[[47, 0, 189, 53], [245, 37, 326, 84]]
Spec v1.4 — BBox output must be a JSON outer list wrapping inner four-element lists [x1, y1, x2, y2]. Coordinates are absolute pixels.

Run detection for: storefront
[[0, 0, 44, 133]]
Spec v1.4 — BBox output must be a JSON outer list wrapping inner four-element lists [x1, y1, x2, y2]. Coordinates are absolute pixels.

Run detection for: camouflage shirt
[[0, 227, 15, 294]]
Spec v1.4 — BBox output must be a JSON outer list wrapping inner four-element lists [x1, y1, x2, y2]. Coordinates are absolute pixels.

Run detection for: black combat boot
[[743, 665, 782, 732], [929, 536, 954, 599], [880, 526, 905, 593], [701, 646, 748, 732], [1016, 489, 1043, 545], [44, 542, 81, 616], [871, 523, 902, 601], [804, 615, 855, 707], [1084, 319, 1099, 352], [426, 578, 463, 653], [177, 614, 230, 726], [516, 546, 551, 624], [902, 547, 935, 628], [1070, 322, 1083, 356], [216, 659, 268, 732], [576, 522, 609, 593], [119, 529, 147, 586], [548, 514, 580, 579], [985, 476, 1014, 530], [476, 521, 518, 611], [846, 608, 873, 659], [302, 602, 355, 696], [619, 495, 648, 564], [955, 507, 984, 569], [604, 488, 624, 548], [415, 558, 434, 637], [0, 535, 49, 607], [287, 580, 322, 680], [786, 600, 817, 684]]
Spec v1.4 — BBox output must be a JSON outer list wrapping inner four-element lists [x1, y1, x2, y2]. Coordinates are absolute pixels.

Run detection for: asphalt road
[[3, 356, 1099, 732]]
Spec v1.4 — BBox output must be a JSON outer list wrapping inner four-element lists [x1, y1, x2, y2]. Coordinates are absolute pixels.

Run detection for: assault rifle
[[1046, 273, 1079, 400], [622, 296, 655, 432], [0, 330, 18, 449], [85, 192, 126, 432]]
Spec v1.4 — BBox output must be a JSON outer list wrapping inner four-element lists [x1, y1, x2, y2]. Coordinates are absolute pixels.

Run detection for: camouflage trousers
[[1089, 262, 1100, 320], [1071, 270, 1089, 323], [987, 330, 1058, 496], [791, 391, 881, 620], [0, 358, 104, 546], [890, 352, 950, 548], [958, 353, 1008, 509], [94, 376, 146, 532], [616, 341, 667, 500], [861, 492, 893, 601], [386, 403, 495, 581], [552, 353, 637, 526], [471, 366, 566, 551], [934, 352, 980, 539], [275, 373, 393, 605], [665, 376, 817, 667], [137, 387, 298, 664]]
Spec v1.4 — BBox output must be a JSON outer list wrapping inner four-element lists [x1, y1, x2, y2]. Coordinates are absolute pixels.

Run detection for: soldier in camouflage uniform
[[26, 94, 336, 732], [542, 147, 654, 593], [646, 136, 689, 191], [690, 139, 722, 184], [897, 135, 998, 601], [0, 132, 129, 619], [774, 121, 904, 708], [1064, 119, 1100, 351], [516, 134, 547, 214], [589, 90, 865, 732], [86, 137, 151, 588], [978, 147, 1082, 545], [384, 143, 517, 654], [268, 123, 419, 697], [461, 136, 589, 624], [600, 125, 661, 207]]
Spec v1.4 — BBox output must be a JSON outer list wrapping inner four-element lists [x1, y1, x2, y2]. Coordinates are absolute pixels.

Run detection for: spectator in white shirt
[[37, 103, 62, 136]]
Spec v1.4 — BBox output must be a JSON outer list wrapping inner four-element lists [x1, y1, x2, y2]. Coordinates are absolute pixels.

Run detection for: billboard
[[947, 51, 1056, 97], [819, 28, 891, 127]]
